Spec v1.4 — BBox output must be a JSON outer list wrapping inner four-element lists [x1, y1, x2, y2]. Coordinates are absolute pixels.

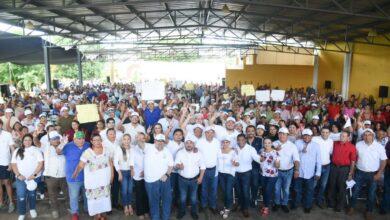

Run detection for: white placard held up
[[271, 90, 285, 101], [141, 81, 165, 101], [255, 90, 270, 102]]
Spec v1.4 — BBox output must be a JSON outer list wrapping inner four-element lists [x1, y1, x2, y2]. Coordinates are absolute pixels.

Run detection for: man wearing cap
[[234, 134, 261, 217], [57, 106, 75, 134], [312, 127, 334, 208], [196, 126, 220, 215], [21, 109, 37, 133], [349, 128, 387, 220], [144, 133, 173, 220], [175, 136, 205, 219], [56, 131, 89, 220], [142, 100, 164, 129], [158, 107, 180, 140], [0, 119, 15, 213], [222, 117, 240, 148], [292, 128, 322, 213], [122, 111, 145, 145], [42, 131, 69, 218], [273, 127, 300, 213], [305, 103, 320, 122], [357, 120, 372, 142], [328, 131, 356, 212], [1, 108, 19, 131]]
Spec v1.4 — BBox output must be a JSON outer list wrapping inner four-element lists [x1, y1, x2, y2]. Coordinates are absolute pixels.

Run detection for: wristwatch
[[165, 173, 171, 178]]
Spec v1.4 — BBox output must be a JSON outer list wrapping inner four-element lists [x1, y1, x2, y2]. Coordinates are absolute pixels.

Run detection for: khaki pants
[[45, 177, 68, 211]]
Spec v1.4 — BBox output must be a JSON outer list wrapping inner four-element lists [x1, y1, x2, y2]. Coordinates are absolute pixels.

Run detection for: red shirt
[[332, 141, 357, 166], [327, 104, 341, 120]]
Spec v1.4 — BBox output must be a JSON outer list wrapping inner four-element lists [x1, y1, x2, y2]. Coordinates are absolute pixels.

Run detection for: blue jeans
[[381, 168, 390, 213], [170, 173, 179, 207], [293, 177, 315, 209], [274, 169, 293, 206], [145, 179, 172, 220], [314, 164, 330, 204], [350, 169, 378, 212], [16, 178, 38, 215], [201, 167, 218, 209], [120, 170, 133, 206], [262, 176, 277, 208], [235, 171, 251, 210], [67, 181, 87, 214], [178, 176, 198, 216], [250, 168, 261, 204], [218, 173, 234, 209]]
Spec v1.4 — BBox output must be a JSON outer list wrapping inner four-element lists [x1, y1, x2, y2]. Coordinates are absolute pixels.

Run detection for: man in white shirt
[[349, 129, 387, 219], [100, 118, 123, 143], [0, 119, 15, 213], [234, 134, 260, 217], [196, 127, 220, 215], [122, 112, 145, 145], [273, 127, 300, 213], [158, 107, 179, 140], [144, 134, 173, 220], [1, 108, 19, 131], [312, 126, 333, 208], [224, 117, 240, 148], [292, 129, 321, 213], [42, 131, 68, 219], [175, 136, 205, 219]]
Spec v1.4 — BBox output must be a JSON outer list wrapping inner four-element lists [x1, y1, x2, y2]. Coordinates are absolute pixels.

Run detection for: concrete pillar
[[77, 50, 83, 86], [341, 52, 352, 99], [312, 55, 319, 91], [43, 46, 51, 91]]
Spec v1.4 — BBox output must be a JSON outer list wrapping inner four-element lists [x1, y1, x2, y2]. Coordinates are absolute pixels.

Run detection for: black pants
[[134, 179, 149, 216], [327, 165, 349, 209], [111, 169, 120, 207]]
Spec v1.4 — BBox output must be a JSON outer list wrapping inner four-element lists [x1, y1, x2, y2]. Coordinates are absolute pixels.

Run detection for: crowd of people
[[0, 83, 389, 220]]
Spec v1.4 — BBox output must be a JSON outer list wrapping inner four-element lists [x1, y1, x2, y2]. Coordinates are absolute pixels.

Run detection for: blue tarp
[[0, 31, 79, 65]]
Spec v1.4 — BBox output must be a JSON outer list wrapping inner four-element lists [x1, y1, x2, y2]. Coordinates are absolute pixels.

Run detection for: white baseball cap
[[204, 126, 215, 132], [226, 117, 236, 123], [131, 112, 139, 117], [0, 99, 5, 104], [275, 110, 282, 114], [293, 115, 301, 120], [48, 131, 61, 139], [311, 103, 318, 107], [5, 108, 13, 113], [220, 136, 231, 142], [260, 113, 267, 118], [278, 127, 289, 134], [363, 128, 375, 135], [312, 115, 320, 120], [193, 124, 204, 130], [185, 135, 197, 143], [60, 106, 69, 112], [24, 109, 32, 115], [256, 124, 266, 131], [39, 113, 47, 118], [302, 128, 313, 136], [363, 120, 371, 125], [155, 134, 166, 142]]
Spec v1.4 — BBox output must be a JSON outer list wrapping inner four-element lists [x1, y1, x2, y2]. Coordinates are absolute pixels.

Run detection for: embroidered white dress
[[80, 148, 112, 216]]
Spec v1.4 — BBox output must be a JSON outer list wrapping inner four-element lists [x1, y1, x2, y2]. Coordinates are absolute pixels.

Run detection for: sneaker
[[30, 209, 37, 218], [52, 210, 59, 218], [317, 202, 325, 209], [261, 207, 270, 217], [222, 209, 230, 219], [18, 215, 25, 220], [8, 203, 15, 213], [176, 212, 185, 219], [281, 205, 290, 213], [71, 213, 79, 220], [191, 213, 199, 220], [304, 208, 311, 213]]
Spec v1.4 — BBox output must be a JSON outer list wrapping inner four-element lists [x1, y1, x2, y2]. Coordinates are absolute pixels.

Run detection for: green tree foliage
[[0, 63, 44, 91], [53, 61, 104, 80]]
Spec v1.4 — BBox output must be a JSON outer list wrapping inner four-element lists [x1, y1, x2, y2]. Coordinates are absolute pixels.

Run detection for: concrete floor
[[0, 199, 388, 220]]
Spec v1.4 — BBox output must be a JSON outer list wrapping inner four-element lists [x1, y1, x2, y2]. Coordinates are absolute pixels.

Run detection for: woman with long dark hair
[[11, 134, 44, 220]]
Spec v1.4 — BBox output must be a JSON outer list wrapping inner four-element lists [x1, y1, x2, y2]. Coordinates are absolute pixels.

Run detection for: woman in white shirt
[[217, 137, 239, 219], [114, 134, 134, 216], [11, 134, 44, 220]]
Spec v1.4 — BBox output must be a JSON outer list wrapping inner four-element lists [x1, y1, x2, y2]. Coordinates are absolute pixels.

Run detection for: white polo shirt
[[100, 129, 123, 144], [217, 150, 237, 176], [123, 123, 145, 145], [312, 136, 334, 165], [143, 144, 174, 183], [42, 144, 66, 178], [102, 139, 120, 159], [175, 148, 205, 179], [130, 144, 146, 181], [235, 144, 260, 173], [0, 130, 15, 166], [196, 138, 220, 169], [356, 140, 387, 172], [11, 146, 43, 178], [273, 140, 300, 170], [167, 140, 184, 173]]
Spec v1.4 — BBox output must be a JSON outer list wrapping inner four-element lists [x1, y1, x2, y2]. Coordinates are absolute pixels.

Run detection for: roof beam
[[164, 3, 176, 27]]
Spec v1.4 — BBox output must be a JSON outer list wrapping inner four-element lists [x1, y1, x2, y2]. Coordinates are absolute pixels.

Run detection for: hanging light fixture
[[222, 4, 230, 13], [367, 29, 378, 37], [25, 20, 34, 30]]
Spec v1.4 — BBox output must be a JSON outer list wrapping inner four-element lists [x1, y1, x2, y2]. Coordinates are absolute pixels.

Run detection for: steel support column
[[341, 52, 352, 99], [312, 54, 319, 91], [77, 50, 83, 86], [43, 45, 51, 91]]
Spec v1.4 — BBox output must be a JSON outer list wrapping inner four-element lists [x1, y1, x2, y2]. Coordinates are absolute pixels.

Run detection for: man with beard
[[158, 107, 180, 140]]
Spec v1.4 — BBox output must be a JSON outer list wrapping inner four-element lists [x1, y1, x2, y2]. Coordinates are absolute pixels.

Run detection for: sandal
[[128, 205, 134, 216], [261, 207, 270, 217]]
